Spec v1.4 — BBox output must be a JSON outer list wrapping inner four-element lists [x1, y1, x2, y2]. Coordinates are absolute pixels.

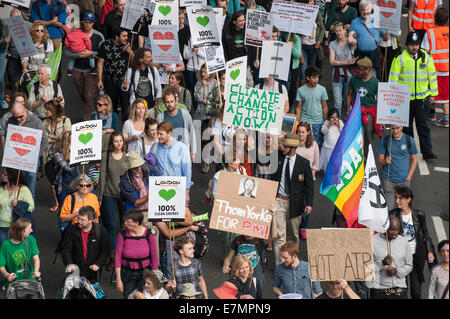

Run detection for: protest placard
[[374, 0, 402, 35], [187, 5, 221, 48], [377, 82, 410, 127], [245, 9, 273, 47], [180, 0, 206, 6], [121, 0, 156, 31], [282, 114, 297, 133], [151, 0, 179, 28], [1, 0, 32, 8], [5, 16, 38, 59], [259, 40, 292, 82], [2, 124, 42, 173], [204, 45, 226, 74], [223, 83, 286, 135], [70, 120, 103, 165], [148, 176, 186, 221], [270, 0, 319, 37], [209, 171, 279, 239], [225, 56, 247, 86], [148, 25, 181, 64], [307, 228, 375, 282]]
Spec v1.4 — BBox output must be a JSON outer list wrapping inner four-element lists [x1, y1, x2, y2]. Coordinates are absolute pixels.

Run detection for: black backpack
[[34, 80, 60, 99], [120, 228, 155, 269]]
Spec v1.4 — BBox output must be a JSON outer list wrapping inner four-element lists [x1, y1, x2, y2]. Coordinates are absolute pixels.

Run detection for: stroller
[[59, 264, 105, 299], [6, 279, 45, 299]]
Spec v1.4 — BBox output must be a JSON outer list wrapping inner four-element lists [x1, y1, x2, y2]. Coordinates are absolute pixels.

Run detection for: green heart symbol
[[78, 132, 93, 145], [196, 16, 210, 27], [159, 189, 176, 201], [230, 69, 240, 81], [158, 6, 171, 16]]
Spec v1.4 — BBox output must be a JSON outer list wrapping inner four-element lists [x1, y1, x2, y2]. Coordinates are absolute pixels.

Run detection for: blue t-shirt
[[376, 134, 418, 183], [349, 16, 386, 52], [230, 236, 264, 269], [296, 84, 328, 125], [164, 110, 185, 142], [30, 0, 67, 39]]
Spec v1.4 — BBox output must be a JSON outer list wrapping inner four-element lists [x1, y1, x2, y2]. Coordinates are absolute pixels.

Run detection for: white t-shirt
[[401, 213, 417, 255]]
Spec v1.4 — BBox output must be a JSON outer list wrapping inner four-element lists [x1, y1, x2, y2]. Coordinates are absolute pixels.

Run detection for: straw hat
[[125, 151, 146, 169], [213, 281, 238, 299], [279, 133, 301, 148], [178, 283, 203, 298]]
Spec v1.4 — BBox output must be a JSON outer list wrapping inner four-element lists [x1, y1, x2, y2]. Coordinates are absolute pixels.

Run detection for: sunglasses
[[13, 115, 24, 120], [97, 102, 107, 106], [79, 184, 92, 188], [35, 29, 45, 32]]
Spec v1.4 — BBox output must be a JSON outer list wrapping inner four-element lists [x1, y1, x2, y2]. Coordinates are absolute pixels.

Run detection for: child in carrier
[[64, 15, 95, 76], [319, 108, 344, 172]]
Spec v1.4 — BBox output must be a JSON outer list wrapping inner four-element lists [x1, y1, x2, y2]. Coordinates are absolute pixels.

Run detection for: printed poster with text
[[149, 25, 181, 64], [270, 0, 319, 37], [5, 16, 38, 59], [374, 0, 402, 35], [148, 176, 186, 221], [187, 5, 221, 48], [210, 171, 279, 240], [121, 0, 156, 31], [151, 0, 179, 28], [226, 56, 247, 87], [1, 0, 32, 8], [70, 120, 103, 165], [307, 228, 375, 282], [2, 124, 42, 173], [377, 82, 410, 127], [223, 83, 286, 135], [245, 9, 273, 47]]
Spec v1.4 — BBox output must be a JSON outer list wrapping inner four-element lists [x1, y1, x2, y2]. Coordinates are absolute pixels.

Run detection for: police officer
[[389, 31, 439, 160]]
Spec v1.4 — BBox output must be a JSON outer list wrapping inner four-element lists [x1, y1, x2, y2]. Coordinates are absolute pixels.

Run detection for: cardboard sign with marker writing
[[307, 228, 375, 282], [209, 171, 279, 240]]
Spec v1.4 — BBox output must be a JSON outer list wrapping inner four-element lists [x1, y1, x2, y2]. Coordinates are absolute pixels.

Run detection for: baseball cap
[[82, 12, 96, 22]]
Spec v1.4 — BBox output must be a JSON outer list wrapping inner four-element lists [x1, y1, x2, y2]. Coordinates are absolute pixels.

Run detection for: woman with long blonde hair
[[22, 22, 54, 73], [122, 98, 149, 156]]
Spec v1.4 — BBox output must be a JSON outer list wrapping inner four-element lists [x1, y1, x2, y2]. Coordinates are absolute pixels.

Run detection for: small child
[[319, 108, 344, 171], [87, 162, 101, 195], [64, 26, 95, 76], [296, 65, 329, 148]]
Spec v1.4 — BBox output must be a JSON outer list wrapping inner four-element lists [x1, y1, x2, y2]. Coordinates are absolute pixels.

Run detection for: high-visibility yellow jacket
[[389, 49, 438, 100]]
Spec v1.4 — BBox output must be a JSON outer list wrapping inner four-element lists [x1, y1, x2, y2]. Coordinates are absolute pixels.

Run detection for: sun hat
[[213, 281, 238, 299], [125, 151, 146, 169], [178, 283, 203, 298], [279, 133, 301, 148]]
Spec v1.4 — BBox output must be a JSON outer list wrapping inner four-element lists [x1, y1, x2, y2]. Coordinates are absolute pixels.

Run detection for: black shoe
[[423, 153, 438, 160]]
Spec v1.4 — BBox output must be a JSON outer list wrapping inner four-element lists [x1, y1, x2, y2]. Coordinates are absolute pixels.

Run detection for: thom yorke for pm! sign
[[209, 171, 279, 240]]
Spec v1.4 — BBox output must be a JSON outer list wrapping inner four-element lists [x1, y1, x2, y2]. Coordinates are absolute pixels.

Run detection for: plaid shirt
[[168, 258, 204, 298]]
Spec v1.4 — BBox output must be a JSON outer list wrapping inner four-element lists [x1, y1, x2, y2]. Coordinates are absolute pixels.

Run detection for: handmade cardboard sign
[[259, 40, 292, 82], [210, 171, 279, 239], [121, 0, 156, 32], [148, 176, 186, 221], [223, 83, 286, 135], [148, 25, 181, 64], [374, 0, 402, 35], [376, 83, 410, 127], [225, 56, 247, 86], [307, 228, 375, 282], [270, 0, 319, 37], [187, 5, 221, 48], [151, 0, 179, 28], [204, 45, 226, 74], [245, 9, 273, 47], [70, 120, 103, 165], [5, 16, 38, 59], [2, 124, 42, 173]]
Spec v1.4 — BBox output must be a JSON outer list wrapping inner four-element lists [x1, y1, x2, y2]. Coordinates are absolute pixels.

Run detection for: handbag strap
[[442, 282, 449, 299], [361, 22, 379, 47]]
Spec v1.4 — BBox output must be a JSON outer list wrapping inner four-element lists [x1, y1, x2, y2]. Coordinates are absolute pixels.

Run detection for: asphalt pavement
[[0, 5, 448, 299]]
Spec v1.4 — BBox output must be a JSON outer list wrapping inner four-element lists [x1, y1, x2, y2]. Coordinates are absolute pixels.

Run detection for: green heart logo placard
[[230, 69, 240, 81], [159, 189, 176, 201], [158, 6, 171, 16], [78, 132, 93, 145], [196, 16, 210, 27]]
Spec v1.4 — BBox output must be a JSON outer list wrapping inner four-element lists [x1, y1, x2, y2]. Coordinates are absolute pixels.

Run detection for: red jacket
[[64, 29, 92, 53]]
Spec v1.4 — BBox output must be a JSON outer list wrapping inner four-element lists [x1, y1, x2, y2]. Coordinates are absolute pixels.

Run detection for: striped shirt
[[115, 229, 158, 271]]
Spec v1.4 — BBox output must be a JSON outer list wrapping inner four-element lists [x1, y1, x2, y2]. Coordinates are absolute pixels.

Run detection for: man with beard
[[368, 215, 413, 299], [325, 0, 358, 43], [103, 0, 126, 40], [62, 206, 110, 282], [316, 279, 360, 299], [272, 241, 322, 299], [389, 30, 439, 161]]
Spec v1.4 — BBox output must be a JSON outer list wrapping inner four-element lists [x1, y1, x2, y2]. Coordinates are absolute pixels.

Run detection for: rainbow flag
[[320, 94, 364, 227]]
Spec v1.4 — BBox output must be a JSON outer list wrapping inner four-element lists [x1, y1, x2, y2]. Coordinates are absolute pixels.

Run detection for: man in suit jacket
[[270, 133, 314, 265]]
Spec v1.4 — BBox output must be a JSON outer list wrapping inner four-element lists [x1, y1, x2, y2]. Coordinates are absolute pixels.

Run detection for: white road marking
[[434, 167, 450, 173], [413, 122, 430, 176], [432, 216, 448, 244]]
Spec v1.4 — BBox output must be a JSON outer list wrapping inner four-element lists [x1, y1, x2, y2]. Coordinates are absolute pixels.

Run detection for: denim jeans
[[21, 158, 39, 200], [121, 268, 145, 299], [0, 227, 9, 247], [0, 50, 7, 105], [300, 45, 318, 81], [331, 76, 350, 119], [100, 195, 125, 251]]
